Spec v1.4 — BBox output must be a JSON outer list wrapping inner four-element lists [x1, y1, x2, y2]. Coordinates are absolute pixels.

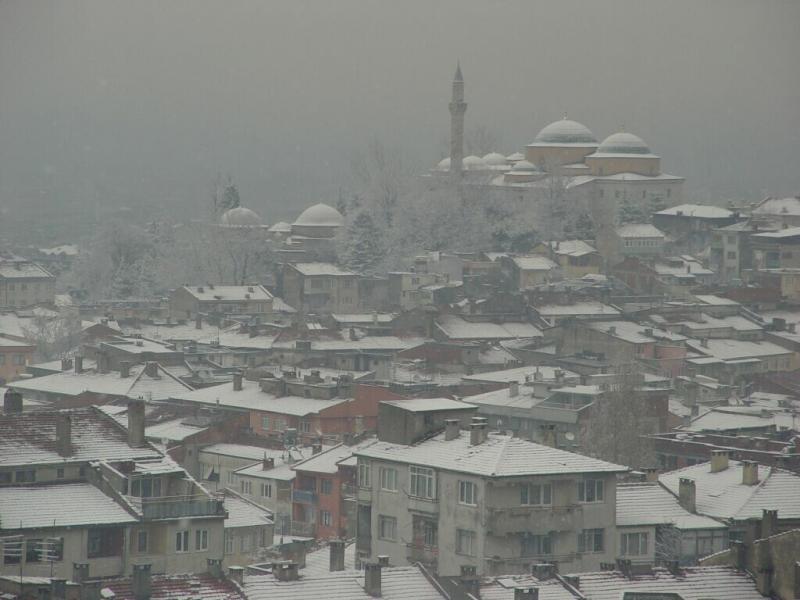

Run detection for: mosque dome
[[462, 155, 488, 170], [482, 152, 508, 166], [268, 221, 292, 233], [506, 152, 525, 162], [596, 131, 651, 155], [294, 203, 345, 227], [511, 160, 538, 172], [436, 157, 451, 171], [533, 118, 597, 145], [220, 206, 263, 227]]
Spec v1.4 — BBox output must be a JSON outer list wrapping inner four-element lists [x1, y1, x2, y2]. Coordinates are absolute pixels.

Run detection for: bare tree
[[465, 124, 502, 157], [21, 313, 82, 361], [348, 138, 412, 227]]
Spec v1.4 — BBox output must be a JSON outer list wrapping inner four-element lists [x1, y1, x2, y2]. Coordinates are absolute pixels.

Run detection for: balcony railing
[[406, 543, 438, 565], [486, 504, 580, 536], [125, 495, 226, 520], [292, 489, 317, 504]]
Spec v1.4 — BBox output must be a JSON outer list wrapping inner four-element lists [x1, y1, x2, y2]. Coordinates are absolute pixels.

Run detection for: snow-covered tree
[[619, 197, 648, 224], [211, 173, 241, 217], [339, 211, 385, 274]]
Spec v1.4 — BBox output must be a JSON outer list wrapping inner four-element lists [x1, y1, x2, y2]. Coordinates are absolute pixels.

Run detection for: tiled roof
[[436, 315, 542, 341], [180, 285, 273, 302], [292, 439, 377, 475], [660, 460, 800, 520], [223, 490, 273, 529], [462, 365, 580, 385], [244, 566, 446, 600], [101, 573, 244, 600], [0, 483, 137, 529], [302, 542, 357, 577], [0, 407, 161, 467], [616, 482, 725, 529], [356, 431, 626, 478]]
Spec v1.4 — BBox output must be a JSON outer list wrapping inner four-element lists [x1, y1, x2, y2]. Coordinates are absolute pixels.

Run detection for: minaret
[[449, 62, 467, 177]]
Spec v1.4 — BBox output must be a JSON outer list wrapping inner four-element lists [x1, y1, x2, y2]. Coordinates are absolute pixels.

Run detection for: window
[[88, 528, 122, 558], [224, 532, 234, 554], [25, 539, 43, 563], [378, 515, 397, 541], [261, 415, 270, 430], [621, 532, 648, 556], [79, 466, 86, 477], [299, 420, 311, 433], [137, 530, 148, 553], [3, 537, 22, 564], [578, 479, 604, 503], [578, 528, 604, 553], [409, 466, 435, 499], [320, 479, 333, 495], [15, 469, 35, 483], [521, 534, 552, 557], [195, 529, 208, 551], [241, 534, 251, 552], [175, 530, 189, 553], [241, 480, 252, 494], [458, 480, 478, 506], [227, 470, 236, 485], [380, 467, 397, 492], [260, 482, 272, 498], [321, 510, 332, 527], [520, 483, 552, 506], [259, 527, 269, 548], [131, 477, 162, 498], [456, 529, 476, 556], [56, 468, 64, 479], [358, 460, 370, 488]]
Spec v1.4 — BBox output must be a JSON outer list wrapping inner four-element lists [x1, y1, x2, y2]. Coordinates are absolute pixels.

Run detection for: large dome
[[462, 155, 488, 170], [220, 206, 262, 227], [436, 157, 451, 171], [512, 159, 538, 172], [294, 203, 345, 227], [483, 152, 508, 166], [533, 118, 597, 145], [596, 132, 651, 155]]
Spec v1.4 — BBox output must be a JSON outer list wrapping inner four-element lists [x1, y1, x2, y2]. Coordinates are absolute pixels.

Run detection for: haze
[[1, 0, 799, 241]]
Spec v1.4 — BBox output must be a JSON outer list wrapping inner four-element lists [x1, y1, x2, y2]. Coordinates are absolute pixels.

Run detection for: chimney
[[329, 539, 346, 572], [731, 540, 746, 571], [131, 564, 152, 600], [128, 399, 146, 448], [97, 353, 110, 374], [144, 362, 159, 378], [742, 460, 759, 485], [233, 372, 243, 391], [377, 555, 389, 567], [56, 413, 72, 457], [74, 356, 83, 373], [228, 566, 244, 586], [514, 588, 539, 600], [206, 558, 223, 579], [616, 558, 633, 578], [761, 509, 778, 539], [61, 358, 73, 371], [665, 560, 681, 577], [364, 562, 382, 597], [509, 381, 519, 397], [73, 563, 89, 584], [444, 419, 460, 441], [562, 575, 580, 590], [312, 442, 323, 455], [530, 563, 556, 580], [459, 565, 479, 598], [678, 478, 696, 513], [3, 389, 23, 414], [274, 561, 300, 582], [119, 361, 131, 378], [700, 337, 709, 348], [195, 314, 202, 330], [82, 581, 102, 600], [710, 449, 730, 472], [51, 579, 67, 600], [644, 467, 659, 483], [262, 455, 275, 470], [470, 417, 488, 446]]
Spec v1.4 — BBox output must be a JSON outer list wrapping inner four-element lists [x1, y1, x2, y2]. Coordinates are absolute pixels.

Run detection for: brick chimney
[[509, 381, 519, 397], [761, 509, 778, 539], [274, 561, 299, 582], [143, 362, 159, 378], [3, 389, 23, 414], [61, 358, 73, 371], [128, 399, 146, 448], [710, 449, 729, 472], [56, 413, 72, 457], [228, 566, 244, 585], [731, 540, 746, 571], [742, 460, 759, 485], [312, 442, 323, 455], [678, 478, 696, 513], [262, 455, 275, 470], [364, 562, 383, 597], [119, 361, 131, 378], [195, 314, 202, 329], [74, 356, 83, 373], [644, 467, 659, 483], [132, 564, 151, 600], [470, 417, 488, 446], [329, 539, 345, 572], [514, 588, 539, 600], [444, 419, 460, 441], [233, 372, 243, 391]]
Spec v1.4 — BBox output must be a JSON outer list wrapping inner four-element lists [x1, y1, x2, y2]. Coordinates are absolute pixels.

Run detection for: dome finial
[[563, 111, 568, 120]]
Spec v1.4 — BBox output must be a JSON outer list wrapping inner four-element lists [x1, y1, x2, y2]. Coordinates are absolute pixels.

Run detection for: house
[[501, 256, 559, 290], [653, 203, 740, 254], [533, 240, 602, 278], [0, 255, 56, 309], [281, 263, 359, 314], [611, 223, 666, 261], [684, 337, 797, 383], [751, 195, 800, 228], [0, 336, 34, 385], [354, 412, 627, 576], [168, 284, 274, 320], [219, 489, 274, 567], [748, 226, 800, 272], [530, 301, 621, 326], [434, 314, 542, 343]]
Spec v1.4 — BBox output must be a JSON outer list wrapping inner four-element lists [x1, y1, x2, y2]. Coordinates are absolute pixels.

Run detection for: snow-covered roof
[[293, 203, 344, 227], [223, 490, 273, 529], [293, 439, 379, 475], [584, 320, 683, 344], [694, 294, 740, 307], [656, 204, 734, 219], [100, 573, 244, 600], [355, 430, 626, 478], [510, 255, 559, 270], [685, 337, 791, 361], [181, 284, 273, 302], [615, 223, 665, 238], [272, 336, 424, 352], [660, 460, 800, 520], [462, 365, 579, 385], [146, 418, 206, 442], [0, 483, 137, 529], [535, 301, 620, 318], [681, 406, 794, 433], [0, 407, 161, 467], [751, 226, 800, 239], [268, 221, 292, 233], [542, 239, 597, 257], [290, 263, 357, 277], [530, 118, 597, 146], [330, 313, 397, 325], [653, 257, 714, 278], [752, 195, 800, 217], [435, 315, 542, 341], [616, 482, 726, 530], [381, 397, 475, 413], [220, 206, 263, 227], [0, 261, 54, 280], [38, 244, 79, 256], [591, 131, 654, 156], [302, 542, 357, 577]]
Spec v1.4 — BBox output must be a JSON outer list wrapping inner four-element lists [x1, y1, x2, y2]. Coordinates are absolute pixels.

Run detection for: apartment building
[[281, 263, 359, 314], [354, 409, 627, 576], [0, 254, 55, 309], [169, 285, 273, 320]]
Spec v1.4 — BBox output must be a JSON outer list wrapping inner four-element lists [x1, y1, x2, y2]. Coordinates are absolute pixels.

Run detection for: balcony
[[126, 495, 226, 520], [292, 489, 317, 505], [486, 504, 580, 536], [406, 543, 438, 565], [407, 496, 439, 515]]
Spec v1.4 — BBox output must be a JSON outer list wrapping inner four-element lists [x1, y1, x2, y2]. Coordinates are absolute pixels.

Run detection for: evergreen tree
[[575, 213, 596, 240], [341, 211, 385, 274], [619, 198, 647, 224]]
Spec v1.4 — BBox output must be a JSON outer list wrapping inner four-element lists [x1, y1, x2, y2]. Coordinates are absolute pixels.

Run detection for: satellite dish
[[565, 432, 575, 441]]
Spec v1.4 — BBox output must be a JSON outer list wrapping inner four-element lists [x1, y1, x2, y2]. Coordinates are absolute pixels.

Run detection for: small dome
[[462, 155, 488, 170], [511, 159, 538, 172], [596, 131, 651, 155], [220, 206, 262, 227], [436, 157, 451, 171], [483, 152, 508, 166], [294, 203, 345, 227], [268, 221, 291, 233], [533, 118, 597, 145], [506, 152, 525, 162]]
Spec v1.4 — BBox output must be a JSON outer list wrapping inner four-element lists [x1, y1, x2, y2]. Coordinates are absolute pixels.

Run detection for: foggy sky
[[1, 0, 799, 235]]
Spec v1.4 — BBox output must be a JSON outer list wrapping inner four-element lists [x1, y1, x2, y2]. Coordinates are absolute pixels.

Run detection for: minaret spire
[[449, 62, 467, 177]]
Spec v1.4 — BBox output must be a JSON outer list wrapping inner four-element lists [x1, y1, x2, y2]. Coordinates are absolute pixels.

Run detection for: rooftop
[[656, 203, 735, 219], [381, 397, 476, 413], [616, 482, 726, 530], [435, 315, 542, 341], [180, 284, 273, 302], [222, 489, 273, 529], [290, 263, 356, 277], [462, 365, 580, 385], [616, 223, 665, 238], [100, 573, 244, 600]]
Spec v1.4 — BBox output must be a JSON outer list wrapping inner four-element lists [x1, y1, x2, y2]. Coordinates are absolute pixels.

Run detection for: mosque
[[431, 65, 684, 237]]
